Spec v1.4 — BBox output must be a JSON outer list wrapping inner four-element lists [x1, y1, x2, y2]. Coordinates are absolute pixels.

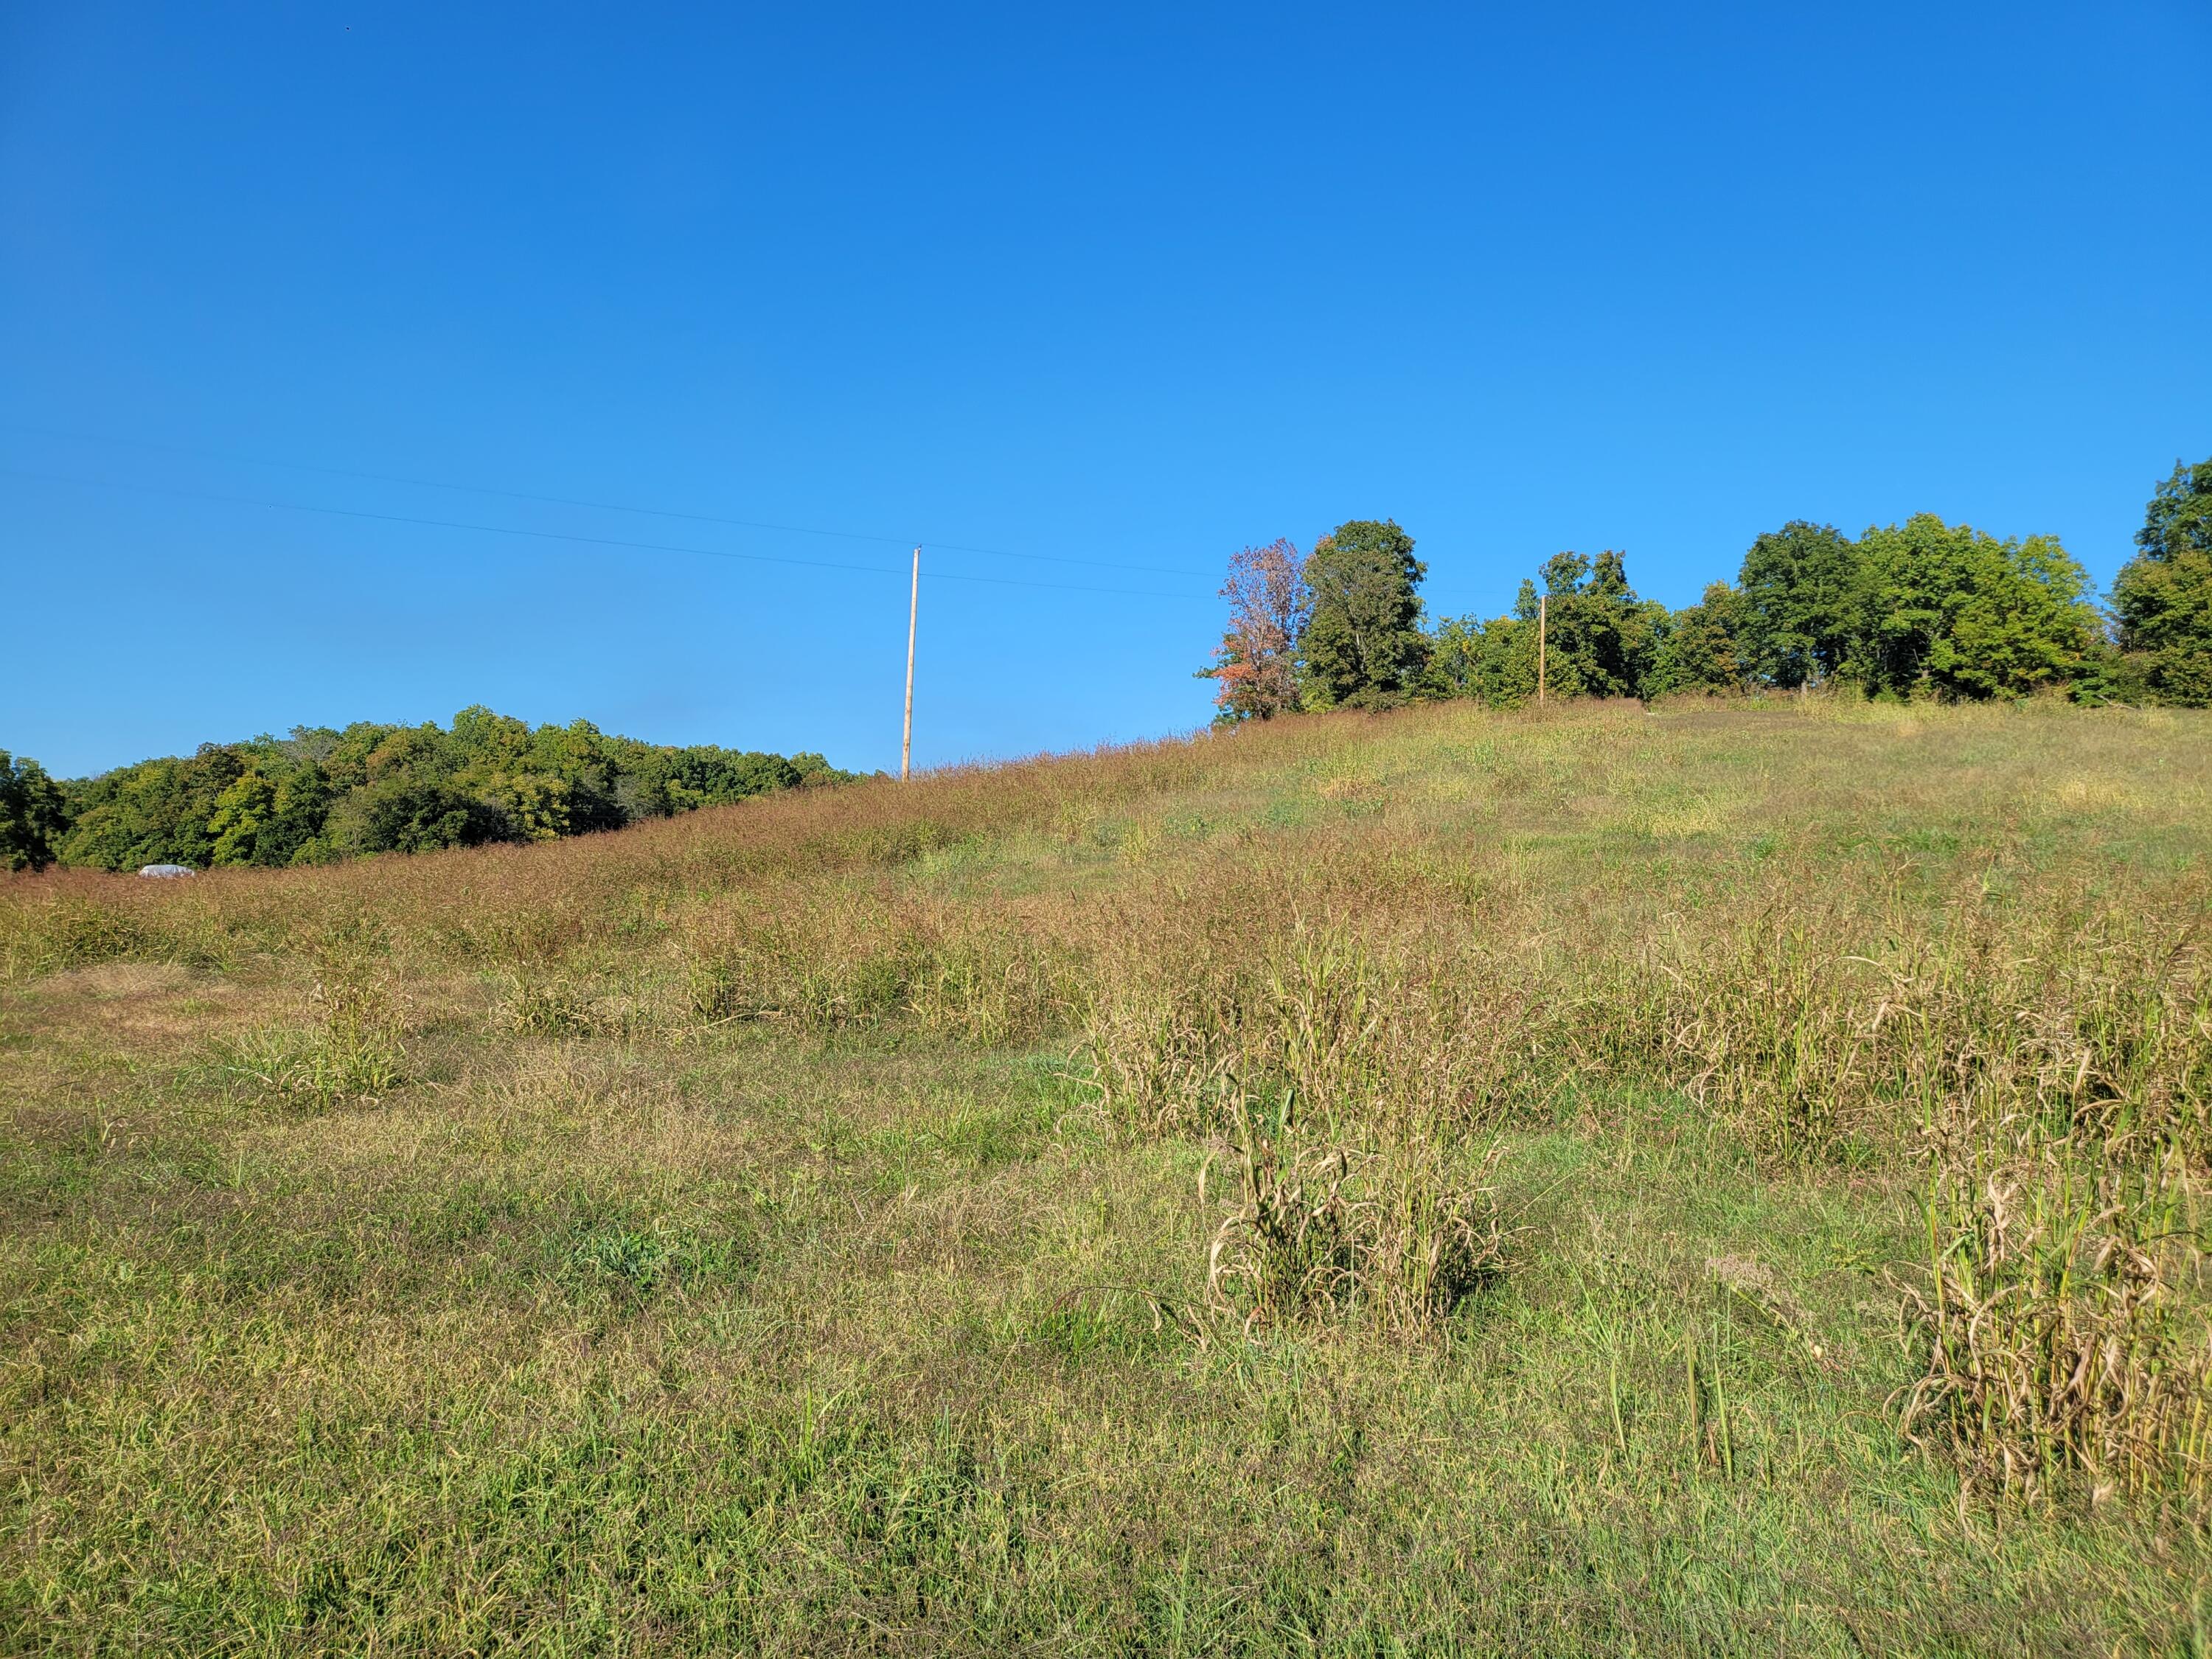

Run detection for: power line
[[0, 466, 1217, 602], [0, 419, 1217, 580]]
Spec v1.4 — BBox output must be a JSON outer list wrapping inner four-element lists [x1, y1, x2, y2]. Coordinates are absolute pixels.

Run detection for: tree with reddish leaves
[[1198, 538, 1312, 724]]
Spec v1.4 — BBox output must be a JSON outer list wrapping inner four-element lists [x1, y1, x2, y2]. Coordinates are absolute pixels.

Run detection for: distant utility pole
[[901, 546, 919, 781], [1537, 592, 1548, 706]]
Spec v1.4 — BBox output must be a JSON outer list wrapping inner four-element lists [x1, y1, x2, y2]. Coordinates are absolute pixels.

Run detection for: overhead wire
[[0, 420, 1217, 581], [0, 465, 1217, 602]]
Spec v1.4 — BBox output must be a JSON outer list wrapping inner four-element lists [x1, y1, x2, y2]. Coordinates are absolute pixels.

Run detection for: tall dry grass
[[7, 698, 2211, 1493], [10, 706, 2206, 1172], [1898, 1117, 2210, 1503], [0, 719, 1354, 979]]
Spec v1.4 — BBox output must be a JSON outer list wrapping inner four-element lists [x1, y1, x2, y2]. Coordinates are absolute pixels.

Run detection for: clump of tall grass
[[1206, 1089, 1506, 1341], [0, 883, 249, 980], [1590, 918, 1881, 1157], [1896, 1115, 2211, 1504], [1077, 854, 2211, 1179], [1601, 891, 2212, 1165], [682, 890, 1068, 1044], [1083, 912, 1531, 1141], [902, 928, 1067, 1046], [1257, 925, 1531, 1135], [504, 967, 608, 1037], [216, 962, 406, 1103], [0, 894, 153, 981], [684, 891, 919, 1027], [1081, 953, 1245, 1137]]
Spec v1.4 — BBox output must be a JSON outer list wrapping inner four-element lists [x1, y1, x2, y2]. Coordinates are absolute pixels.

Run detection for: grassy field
[[4, 699, 2210, 1656]]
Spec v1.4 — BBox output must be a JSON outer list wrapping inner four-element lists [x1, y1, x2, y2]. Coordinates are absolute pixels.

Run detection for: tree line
[[1202, 457, 2212, 720], [0, 707, 852, 874]]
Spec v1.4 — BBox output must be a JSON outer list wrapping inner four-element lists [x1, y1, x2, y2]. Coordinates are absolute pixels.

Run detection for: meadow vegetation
[[3, 698, 2210, 1654]]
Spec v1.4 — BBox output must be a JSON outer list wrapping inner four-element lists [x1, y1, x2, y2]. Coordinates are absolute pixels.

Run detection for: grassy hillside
[[3, 700, 2209, 1655]]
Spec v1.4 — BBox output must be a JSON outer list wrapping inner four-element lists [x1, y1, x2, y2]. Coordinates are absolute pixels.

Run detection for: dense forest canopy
[[1203, 457, 2212, 720], [1, 709, 852, 874], [2112, 459, 2212, 706]]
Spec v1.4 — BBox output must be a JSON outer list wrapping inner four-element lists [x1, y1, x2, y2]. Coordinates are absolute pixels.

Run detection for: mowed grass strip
[[2, 699, 2210, 1655]]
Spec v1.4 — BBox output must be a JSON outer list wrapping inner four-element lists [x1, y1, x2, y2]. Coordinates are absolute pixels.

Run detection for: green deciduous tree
[[1736, 521, 1862, 688], [207, 765, 279, 866], [1530, 551, 1666, 699], [49, 712, 853, 871], [1422, 613, 1542, 706], [1300, 521, 1428, 710], [1850, 515, 2099, 700], [59, 745, 246, 872], [618, 746, 830, 818], [1422, 613, 1484, 701], [0, 751, 69, 872], [2112, 458, 2212, 706], [326, 777, 509, 857], [1649, 582, 1750, 696], [1423, 554, 1676, 709], [269, 764, 335, 865]]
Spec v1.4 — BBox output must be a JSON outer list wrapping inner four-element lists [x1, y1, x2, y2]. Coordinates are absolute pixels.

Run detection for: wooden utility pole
[[1537, 592, 1548, 706], [901, 546, 919, 782]]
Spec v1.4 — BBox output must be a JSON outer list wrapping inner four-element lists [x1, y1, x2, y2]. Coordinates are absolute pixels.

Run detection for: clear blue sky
[[5, 2, 2207, 778]]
